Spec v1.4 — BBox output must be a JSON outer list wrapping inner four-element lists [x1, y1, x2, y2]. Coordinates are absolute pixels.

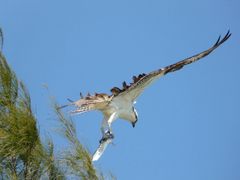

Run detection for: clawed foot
[[99, 131, 114, 144]]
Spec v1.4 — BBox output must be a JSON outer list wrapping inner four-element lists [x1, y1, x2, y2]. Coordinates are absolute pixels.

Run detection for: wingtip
[[226, 30, 232, 39], [226, 29, 231, 36], [213, 30, 231, 47], [214, 35, 221, 46], [222, 30, 231, 41]]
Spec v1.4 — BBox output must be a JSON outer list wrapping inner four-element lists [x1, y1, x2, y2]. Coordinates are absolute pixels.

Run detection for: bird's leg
[[106, 112, 117, 134], [99, 130, 115, 144], [100, 118, 112, 143], [101, 118, 108, 137], [99, 113, 117, 143]]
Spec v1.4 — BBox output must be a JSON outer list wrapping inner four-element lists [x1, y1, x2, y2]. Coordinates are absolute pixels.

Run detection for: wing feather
[[59, 93, 113, 114], [114, 31, 231, 101]]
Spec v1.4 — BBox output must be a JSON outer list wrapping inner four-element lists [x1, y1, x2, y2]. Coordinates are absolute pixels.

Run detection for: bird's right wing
[[111, 31, 231, 102]]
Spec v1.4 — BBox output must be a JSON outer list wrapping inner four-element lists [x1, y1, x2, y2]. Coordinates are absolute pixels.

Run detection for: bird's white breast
[[109, 96, 135, 121]]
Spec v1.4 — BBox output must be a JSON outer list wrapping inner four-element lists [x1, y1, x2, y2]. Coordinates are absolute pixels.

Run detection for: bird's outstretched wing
[[110, 31, 231, 102], [58, 93, 113, 114]]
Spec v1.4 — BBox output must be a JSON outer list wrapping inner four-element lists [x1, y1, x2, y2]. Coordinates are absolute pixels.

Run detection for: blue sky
[[0, 0, 239, 179]]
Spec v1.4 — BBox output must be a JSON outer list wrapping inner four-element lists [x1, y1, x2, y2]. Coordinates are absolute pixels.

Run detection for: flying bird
[[60, 31, 231, 151]]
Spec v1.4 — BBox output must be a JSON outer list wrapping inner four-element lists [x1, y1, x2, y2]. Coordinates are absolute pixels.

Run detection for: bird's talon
[[99, 131, 114, 144], [105, 130, 114, 139]]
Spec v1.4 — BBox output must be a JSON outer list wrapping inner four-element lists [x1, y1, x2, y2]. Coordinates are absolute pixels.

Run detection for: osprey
[[60, 31, 231, 143]]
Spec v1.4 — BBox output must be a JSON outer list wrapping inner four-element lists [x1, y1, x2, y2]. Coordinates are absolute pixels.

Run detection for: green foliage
[[42, 138, 66, 180], [54, 103, 100, 180], [0, 36, 43, 179], [0, 28, 113, 179], [0, 52, 99, 179]]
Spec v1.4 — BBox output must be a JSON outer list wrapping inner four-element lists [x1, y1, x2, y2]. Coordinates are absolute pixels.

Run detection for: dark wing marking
[[114, 31, 231, 102]]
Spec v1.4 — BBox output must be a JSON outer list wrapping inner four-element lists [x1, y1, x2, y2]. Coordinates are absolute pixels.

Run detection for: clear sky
[[0, 0, 239, 179]]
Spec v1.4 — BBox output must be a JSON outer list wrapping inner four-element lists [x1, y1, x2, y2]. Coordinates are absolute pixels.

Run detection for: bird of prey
[[60, 31, 231, 159]]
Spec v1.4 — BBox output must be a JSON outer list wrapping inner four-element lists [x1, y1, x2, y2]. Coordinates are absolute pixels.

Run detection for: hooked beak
[[132, 120, 138, 128], [132, 122, 135, 128]]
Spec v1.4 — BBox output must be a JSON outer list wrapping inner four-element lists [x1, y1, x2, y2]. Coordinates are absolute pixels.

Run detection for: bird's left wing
[[110, 31, 231, 102], [58, 93, 113, 114]]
